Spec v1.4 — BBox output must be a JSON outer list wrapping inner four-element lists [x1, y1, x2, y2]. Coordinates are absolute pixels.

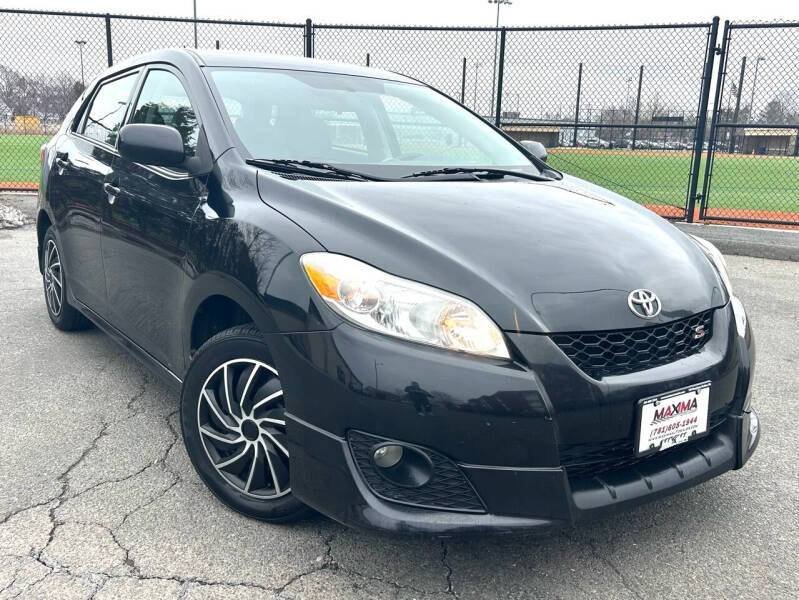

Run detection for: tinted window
[[130, 70, 199, 156], [82, 73, 138, 146]]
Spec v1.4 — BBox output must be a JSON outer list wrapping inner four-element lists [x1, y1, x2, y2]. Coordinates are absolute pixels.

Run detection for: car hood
[[256, 171, 727, 334]]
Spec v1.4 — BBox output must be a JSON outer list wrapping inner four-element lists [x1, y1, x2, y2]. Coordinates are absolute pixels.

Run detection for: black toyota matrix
[[37, 49, 759, 534]]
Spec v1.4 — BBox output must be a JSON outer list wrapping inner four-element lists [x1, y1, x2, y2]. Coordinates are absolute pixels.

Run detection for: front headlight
[[730, 295, 748, 338], [301, 253, 510, 359], [690, 235, 732, 296]]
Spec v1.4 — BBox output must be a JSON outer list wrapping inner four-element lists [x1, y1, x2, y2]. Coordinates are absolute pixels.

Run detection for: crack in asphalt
[[440, 539, 457, 597], [0, 372, 183, 599]]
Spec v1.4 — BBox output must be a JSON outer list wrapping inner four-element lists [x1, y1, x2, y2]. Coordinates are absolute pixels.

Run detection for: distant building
[[741, 128, 798, 155], [13, 115, 43, 134], [501, 124, 562, 148]]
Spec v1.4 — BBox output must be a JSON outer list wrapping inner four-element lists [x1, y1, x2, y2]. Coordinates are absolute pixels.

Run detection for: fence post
[[685, 16, 719, 223], [728, 56, 746, 153], [304, 18, 313, 57], [698, 20, 730, 220], [461, 57, 467, 104], [105, 14, 113, 66], [632, 65, 643, 149], [573, 62, 583, 147], [494, 29, 506, 127]]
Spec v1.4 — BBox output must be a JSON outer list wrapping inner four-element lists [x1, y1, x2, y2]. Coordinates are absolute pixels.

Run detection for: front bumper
[[268, 302, 759, 535]]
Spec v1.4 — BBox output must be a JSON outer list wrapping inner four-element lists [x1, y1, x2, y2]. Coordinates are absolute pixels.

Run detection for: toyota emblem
[[628, 289, 662, 319]]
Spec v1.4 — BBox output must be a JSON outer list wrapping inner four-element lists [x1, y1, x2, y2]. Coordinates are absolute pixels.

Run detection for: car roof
[[110, 48, 418, 84]]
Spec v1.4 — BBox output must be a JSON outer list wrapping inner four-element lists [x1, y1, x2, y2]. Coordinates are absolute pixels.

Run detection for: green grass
[[548, 149, 799, 214], [2, 134, 798, 215], [0, 134, 51, 184]]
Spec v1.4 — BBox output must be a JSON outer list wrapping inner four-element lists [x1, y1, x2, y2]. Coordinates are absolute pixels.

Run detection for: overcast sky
[[12, 0, 795, 27]]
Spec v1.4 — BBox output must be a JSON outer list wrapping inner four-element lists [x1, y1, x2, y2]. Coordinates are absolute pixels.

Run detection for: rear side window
[[81, 73, 138, 147], [130, 70, 199, 156]]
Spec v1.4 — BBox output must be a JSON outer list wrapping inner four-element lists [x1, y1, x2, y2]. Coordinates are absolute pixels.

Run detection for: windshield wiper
[[246, 158, 383, 182], [402, 167, 557, 182]]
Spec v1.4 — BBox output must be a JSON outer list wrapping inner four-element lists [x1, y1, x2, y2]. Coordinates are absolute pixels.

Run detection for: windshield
[[208, 67, 537, 178]]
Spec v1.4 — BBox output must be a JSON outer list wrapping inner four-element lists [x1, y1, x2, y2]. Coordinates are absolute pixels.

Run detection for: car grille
[[551, 310, 715, 379], [347, 431, 485, 513], [560, 408, 729, 480]]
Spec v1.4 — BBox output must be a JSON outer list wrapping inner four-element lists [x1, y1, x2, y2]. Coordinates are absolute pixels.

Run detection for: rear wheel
[[180, 325, 311, 522], [41, 229, 91, 331]]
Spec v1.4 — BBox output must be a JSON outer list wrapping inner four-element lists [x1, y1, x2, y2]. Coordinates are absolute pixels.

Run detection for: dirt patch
[[645, 204, 799, 230], [0, 181, 37, 190]]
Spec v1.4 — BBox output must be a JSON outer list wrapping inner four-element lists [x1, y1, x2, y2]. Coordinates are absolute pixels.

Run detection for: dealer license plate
[[636, 383, 710, 456]]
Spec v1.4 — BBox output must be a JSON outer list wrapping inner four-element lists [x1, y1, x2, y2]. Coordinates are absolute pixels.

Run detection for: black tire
[[41, 228, 92, 331], [180, 324, 312, 522]]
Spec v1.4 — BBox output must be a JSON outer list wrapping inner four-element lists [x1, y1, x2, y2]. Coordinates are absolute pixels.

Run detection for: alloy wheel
[[43, 239, 63, 317], [197, 359, 290, 498]]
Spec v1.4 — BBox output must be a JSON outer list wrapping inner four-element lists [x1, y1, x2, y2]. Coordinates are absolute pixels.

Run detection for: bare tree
[[758, 91, 798, 125], [0, 65, 82, 124]]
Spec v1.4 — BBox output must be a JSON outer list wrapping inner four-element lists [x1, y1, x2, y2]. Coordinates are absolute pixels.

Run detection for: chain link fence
[[702, 21, 799, 227], [0, 9, 797, 228], [0, 9, 305, 191]]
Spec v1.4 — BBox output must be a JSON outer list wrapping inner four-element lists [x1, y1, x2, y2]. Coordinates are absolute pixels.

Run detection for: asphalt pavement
[[1, 226, 797, 600]]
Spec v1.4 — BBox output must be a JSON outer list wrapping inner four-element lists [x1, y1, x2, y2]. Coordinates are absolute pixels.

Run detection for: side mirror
[[521, 140, 548, 163], [118, 124, 185, 168]]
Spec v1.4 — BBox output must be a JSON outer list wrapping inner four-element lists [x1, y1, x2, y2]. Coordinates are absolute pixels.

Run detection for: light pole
[[193, 0, 198, 49], [488, 0, 512, 119], [749, 55, 765, 122], [625, 75, 633, 122], [74, 40, 86, 87], [472, 60, 482, 112]]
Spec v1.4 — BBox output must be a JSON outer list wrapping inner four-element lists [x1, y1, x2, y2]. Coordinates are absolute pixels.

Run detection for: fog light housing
[[371, 443, 433, 488], [373, 444, 403, 468]]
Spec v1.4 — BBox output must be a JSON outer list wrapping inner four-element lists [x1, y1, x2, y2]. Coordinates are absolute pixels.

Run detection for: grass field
[[548, 149, 799, 214], [0, 134, 50, 185], [2, 135, 798, 216]]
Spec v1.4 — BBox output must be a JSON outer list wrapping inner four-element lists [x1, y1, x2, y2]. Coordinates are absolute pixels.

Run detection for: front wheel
[[180, 325, 311, 522]]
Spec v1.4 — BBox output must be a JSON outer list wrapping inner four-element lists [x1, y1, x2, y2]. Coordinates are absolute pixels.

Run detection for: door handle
[[103, 183, 121, 204]]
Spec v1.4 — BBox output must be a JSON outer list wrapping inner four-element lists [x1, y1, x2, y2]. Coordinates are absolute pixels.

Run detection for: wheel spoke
[[257, 417, 286, 427], [244, 443, 259, 492], [260, 438, 282, 495], [215, 444, 251, 469], [262, 429, 289, 458], [239, 363, 259, 413], [202, 389, 238, 431], [200, 425, 242, 444], [251, 390, 283, 414], [222, 364, 235, 418]]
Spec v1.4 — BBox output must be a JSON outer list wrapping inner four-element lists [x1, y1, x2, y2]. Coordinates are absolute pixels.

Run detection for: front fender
[[183, 195, 341, 364]]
